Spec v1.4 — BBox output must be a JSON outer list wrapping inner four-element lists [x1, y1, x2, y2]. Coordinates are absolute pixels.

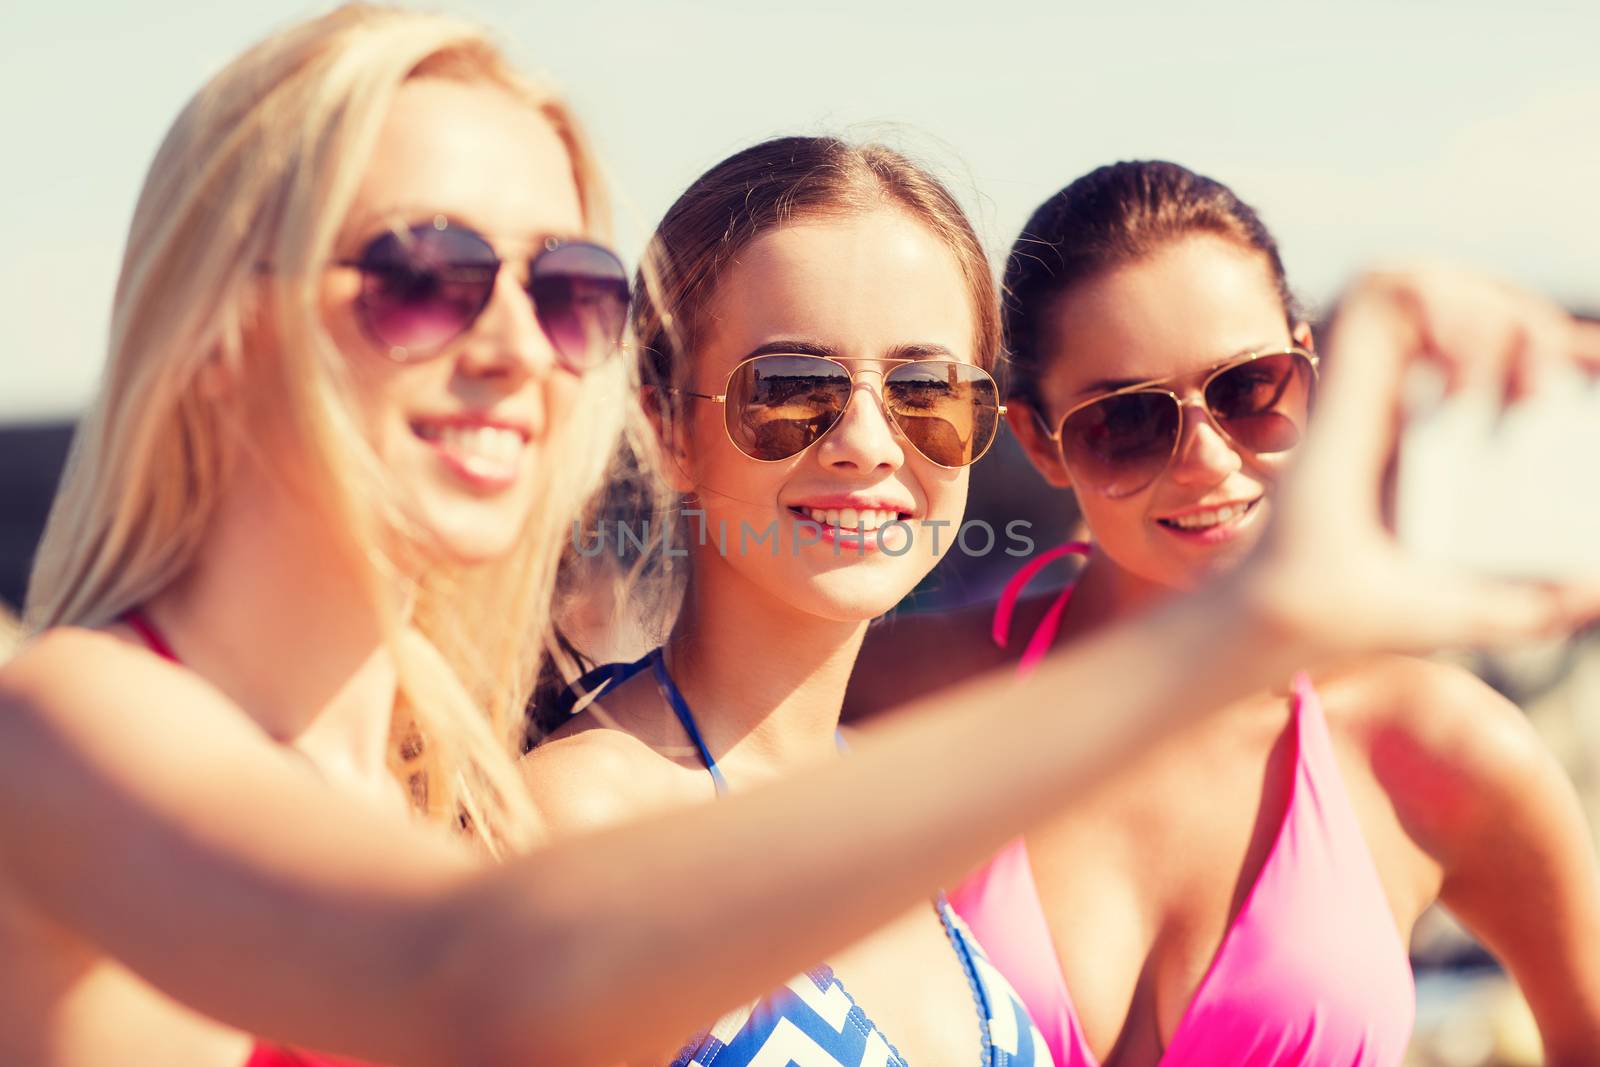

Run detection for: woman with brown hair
[[849, 161, 1600, 1067], [529, 135, 1051, 1066]]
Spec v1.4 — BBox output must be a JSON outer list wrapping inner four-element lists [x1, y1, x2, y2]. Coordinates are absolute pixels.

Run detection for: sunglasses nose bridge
[[1168, 392, 1246, 482], [812, 374, 906, 470], [456, 266, 557, 378]]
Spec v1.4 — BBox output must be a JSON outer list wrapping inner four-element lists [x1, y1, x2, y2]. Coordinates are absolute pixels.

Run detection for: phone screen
[[1397, 368, 1600, 580]]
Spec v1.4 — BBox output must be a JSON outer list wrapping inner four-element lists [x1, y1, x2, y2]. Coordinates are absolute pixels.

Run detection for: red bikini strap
[[123, 610, 180, 663]]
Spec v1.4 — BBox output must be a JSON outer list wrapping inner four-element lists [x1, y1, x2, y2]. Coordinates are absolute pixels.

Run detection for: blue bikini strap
[[649, 647, 849, 796], [554, 651, 656, 720], [650, 648, 729, 794]]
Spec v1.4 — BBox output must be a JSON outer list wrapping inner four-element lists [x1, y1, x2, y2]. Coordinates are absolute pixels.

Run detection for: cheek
[[341, 360, 415, 453], [1075, 490, 1143, 538], [1245, 451, 1289, 489], [542, 371, 585, 440], [921, 466, 968, 526], [687, 417, 781, 500]]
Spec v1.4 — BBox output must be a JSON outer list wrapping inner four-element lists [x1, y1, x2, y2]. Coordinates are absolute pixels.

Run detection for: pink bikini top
[[949, 544, 1415, 1067]]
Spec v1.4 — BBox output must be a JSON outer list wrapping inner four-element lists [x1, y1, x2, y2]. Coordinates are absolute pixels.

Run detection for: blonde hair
[[25, 4, 630, 852]]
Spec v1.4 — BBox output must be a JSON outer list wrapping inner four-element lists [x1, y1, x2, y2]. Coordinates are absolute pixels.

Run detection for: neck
[[664, 550, 865, 779], [1061, 549, 1180, 636], [146, 458, 400, 796]]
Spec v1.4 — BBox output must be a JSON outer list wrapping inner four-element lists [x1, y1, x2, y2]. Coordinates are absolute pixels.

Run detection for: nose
[[452, 269, 557, 383], [814, 378, 905, 474], [1166, 397, 1242, 486]]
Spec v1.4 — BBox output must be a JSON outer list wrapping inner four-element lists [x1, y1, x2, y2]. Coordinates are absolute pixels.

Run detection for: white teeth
[[1166, 502, 1251, 530], [803, 507, 901, 532], [423, 424, 524, 475]]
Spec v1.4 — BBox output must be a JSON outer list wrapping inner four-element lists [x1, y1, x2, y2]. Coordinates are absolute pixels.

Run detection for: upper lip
[[410, 412, 534, 441], [786, 493, 916, 517], [1155, 496, 1260, 521]]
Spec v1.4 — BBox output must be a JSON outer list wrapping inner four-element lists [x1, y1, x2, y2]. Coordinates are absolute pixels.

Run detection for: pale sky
[[2, 0, 1596, 420]]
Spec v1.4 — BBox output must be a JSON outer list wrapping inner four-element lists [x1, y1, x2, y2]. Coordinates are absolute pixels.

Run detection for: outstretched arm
[[2, 266, 1596, 1067]]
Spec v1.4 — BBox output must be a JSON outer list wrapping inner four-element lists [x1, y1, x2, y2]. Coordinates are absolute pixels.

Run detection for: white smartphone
[[1397, 365, 1600, 580]]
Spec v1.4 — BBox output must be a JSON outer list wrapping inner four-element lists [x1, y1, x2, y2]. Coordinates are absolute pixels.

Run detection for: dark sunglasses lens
[[1206, 352, 1315, 454], [1059, 391, 1180, 497], [356, 223, 497, 354], [884, 362, 1001, 467], [528, 242, 630, 372], [725, 356, 852, 461]]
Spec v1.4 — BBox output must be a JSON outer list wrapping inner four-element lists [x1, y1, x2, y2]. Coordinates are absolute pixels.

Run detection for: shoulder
[[1, 624, 244, 741], [522, 709, 696, 838], [1320, 654, 1563, 862], [1324, 654, 1536, 771]]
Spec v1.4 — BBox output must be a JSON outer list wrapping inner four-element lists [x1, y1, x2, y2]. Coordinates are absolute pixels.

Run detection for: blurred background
[[2, 2, 1596, 1062]]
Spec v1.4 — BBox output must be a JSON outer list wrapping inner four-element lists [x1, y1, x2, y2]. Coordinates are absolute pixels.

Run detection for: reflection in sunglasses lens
[[352, 223, 628, 370], [529, 243, 630, 371], [728, 356, 853, 461], [885, 362, 1001, 467], [1061, 391, 1180, 497], [1208, 352, 1314, 454], [1059, 351, 1316, 497], [721, 356, 1001, 466]]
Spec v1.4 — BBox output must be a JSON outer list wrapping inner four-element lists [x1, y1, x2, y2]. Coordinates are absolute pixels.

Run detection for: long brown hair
[[636, 135, 1002, 397]]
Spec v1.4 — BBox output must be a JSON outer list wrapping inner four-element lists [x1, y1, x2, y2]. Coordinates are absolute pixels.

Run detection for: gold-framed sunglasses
[[1037, 346, 1319, 498], [672, 353, 1006, 468]]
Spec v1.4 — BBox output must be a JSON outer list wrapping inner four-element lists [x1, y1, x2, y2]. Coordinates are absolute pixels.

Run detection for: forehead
[[695, 209, 976, 377], [343, 78, 583, 243], [1038, 234, 1291, 400]]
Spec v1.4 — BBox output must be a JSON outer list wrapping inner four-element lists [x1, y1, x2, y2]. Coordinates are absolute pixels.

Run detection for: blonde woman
[[0, 6, 1595, 1067]]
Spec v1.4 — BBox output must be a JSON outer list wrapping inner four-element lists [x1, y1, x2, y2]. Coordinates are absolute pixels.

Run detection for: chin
[[798, 568, 921, 622], [417, 501, 530, 567]]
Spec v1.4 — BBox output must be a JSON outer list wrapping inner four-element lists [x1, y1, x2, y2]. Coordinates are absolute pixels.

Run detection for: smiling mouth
[[1156, 498, 1260, 533], [787, 506, 912, 533], [411, 421, 528, 486]]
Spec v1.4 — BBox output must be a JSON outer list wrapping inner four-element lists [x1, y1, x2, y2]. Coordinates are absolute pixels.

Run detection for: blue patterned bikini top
[[559, 649, 1055, 1067]]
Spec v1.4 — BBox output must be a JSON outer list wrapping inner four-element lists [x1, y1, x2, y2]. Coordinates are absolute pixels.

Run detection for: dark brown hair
[[1003, 160, 1297, 405], [635, 135, 1001, 395]]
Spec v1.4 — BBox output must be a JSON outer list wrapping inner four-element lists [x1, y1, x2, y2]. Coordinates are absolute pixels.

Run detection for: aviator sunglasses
[[337, 216, 630, 371], [1039, 347, 1319, 497], [674, 353, 1006, 469]]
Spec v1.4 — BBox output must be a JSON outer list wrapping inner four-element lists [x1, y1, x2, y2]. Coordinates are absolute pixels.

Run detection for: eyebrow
[[740, 340, 960, 362], [1069, 343, 1280, 398], [342, 206, 580, 253]]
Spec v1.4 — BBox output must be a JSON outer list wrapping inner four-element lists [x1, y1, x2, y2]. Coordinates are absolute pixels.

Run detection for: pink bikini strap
[[991, 541, 1091, 677]]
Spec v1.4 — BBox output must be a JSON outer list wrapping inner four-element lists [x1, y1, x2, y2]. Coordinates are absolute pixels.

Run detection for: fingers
[[1574, 318, 1600, 375], [1260, 264, 1598, 657]]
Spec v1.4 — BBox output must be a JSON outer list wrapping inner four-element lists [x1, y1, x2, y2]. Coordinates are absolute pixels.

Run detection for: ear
[[1005, 399, 1074, 489], [640, 384, 697, 494], [1292, 320, 1315, 353]]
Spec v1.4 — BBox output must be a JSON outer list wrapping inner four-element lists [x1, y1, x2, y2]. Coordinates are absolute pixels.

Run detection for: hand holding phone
[[1398, 365, 1600, 580]]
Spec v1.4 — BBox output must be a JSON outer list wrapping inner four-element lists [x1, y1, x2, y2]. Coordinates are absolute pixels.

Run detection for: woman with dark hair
[[850, 161, 1600, 1067]]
